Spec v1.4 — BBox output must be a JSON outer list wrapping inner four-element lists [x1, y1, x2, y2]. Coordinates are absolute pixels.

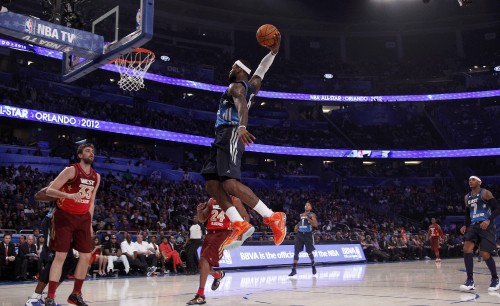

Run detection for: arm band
[[253, 51, 276, 80], [488, 198, 500, 221]]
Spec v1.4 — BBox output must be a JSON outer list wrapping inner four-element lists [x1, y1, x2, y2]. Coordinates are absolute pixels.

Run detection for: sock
[[72, 278, 84, 294], [225, 206, 244, 222], [30, 292, 42, 299], [464, 253, 474, 279], [292, 262, 297, 269], [48, 281, 58, 299], [213, 272, 221, 279], [197, 287, 204, 297], [254, 200, 273, 218], [485, 257, 498, 279]]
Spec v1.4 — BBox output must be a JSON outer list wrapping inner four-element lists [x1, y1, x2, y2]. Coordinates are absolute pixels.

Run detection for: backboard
[[0, 0, 153, 82]]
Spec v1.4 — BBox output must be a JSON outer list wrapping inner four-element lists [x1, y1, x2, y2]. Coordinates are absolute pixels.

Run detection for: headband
[[235, 60, 251, 75], [469, 175, 482, 183]]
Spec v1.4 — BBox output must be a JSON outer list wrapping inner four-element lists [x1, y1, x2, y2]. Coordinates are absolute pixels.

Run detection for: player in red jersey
[[187, 197, 249, 305], [44, 143, 101, 306], [428, 217, 444, 264]]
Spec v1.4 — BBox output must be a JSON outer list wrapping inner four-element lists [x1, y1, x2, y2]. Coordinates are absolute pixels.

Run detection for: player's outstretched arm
[[250, 32, 281, 93]]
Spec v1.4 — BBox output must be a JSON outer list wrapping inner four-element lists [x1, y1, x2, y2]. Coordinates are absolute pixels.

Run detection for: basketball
[[256, 24, 279, 47]]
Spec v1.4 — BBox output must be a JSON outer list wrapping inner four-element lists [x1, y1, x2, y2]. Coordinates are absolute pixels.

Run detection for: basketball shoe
[[288, 269, 298, 279], [26, 293, 62, 306], [67, 292, 88, 306], [263, 212, 287, 245], [460, 278, 475, 291], [223, 221, 255, 250], [186, 294, 206, 305], [312, 266, 318, 278], [211, 271, 225, 291], [488, 278, 500, 292]]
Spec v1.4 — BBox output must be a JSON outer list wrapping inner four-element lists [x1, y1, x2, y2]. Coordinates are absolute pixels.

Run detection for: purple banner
[[198, 244, 366, 269], [1, 104, 500, 158], [1, 36, 499, 103]]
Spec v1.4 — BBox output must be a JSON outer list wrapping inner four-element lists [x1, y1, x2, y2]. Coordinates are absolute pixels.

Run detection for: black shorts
[[201, 125, 244, 181], [294, 232, 315, 254], [464, 222, 497, 253]]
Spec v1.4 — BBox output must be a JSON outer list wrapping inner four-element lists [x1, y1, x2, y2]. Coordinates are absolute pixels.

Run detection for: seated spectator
[[88, 237, 107, 276], [134, 234, 158, 273], [0, 233, 18, 280], [18, 234, 39, 280], [103, 234, 129, 275], [159, 236, 183, 273], [120, 233, 147, 275]]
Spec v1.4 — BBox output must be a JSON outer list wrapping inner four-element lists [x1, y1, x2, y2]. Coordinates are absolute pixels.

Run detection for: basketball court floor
[[1, 258, 500, 305]]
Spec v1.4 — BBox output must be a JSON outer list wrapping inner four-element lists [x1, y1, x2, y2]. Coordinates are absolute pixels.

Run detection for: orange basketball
[[256, 24, 279, 47]]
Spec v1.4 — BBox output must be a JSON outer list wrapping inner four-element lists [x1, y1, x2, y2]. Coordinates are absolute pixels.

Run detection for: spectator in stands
[[18, 234, 39, 280], [103, 234, 129, 275], [160, 236, 182, 274], [88, 237, 107, 276], [120, 233, 147, 275], [134, 234, 158, 274], [0, 233, 18, 280]]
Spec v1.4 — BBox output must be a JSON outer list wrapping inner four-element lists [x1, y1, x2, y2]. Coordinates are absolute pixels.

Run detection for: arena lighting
[[457, 0, 472, 7], [1, 104, 500, 158], [404, 161, 422, 165], [494, 66, 500, 72], [160, 55, 170, 62], [324, 73, 334, 79], [362, 161, 375, 165], [1, 37, 500, 103]]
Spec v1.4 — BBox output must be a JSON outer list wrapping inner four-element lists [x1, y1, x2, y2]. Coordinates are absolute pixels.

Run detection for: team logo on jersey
[[24, 18, 34, 34]]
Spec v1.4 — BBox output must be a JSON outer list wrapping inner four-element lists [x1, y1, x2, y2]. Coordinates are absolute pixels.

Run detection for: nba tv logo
[[24, 18, 34, 34]]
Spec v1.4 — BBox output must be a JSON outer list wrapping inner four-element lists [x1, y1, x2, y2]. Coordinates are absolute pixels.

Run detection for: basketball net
[[114, 48, 155, 91]]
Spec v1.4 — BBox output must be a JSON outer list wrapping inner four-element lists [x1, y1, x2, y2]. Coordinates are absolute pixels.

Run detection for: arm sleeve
[[487, 198, 500, 221], [464, 206, 471, 226]]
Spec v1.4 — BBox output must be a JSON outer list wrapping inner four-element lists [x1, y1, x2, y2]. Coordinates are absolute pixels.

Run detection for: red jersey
[[205, 197, 231, 231], [57, 163, 98, 215], [428, 223, 443, 239]]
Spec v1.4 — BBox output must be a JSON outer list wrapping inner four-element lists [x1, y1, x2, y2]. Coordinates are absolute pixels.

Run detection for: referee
[[289, 201, 318, 279]]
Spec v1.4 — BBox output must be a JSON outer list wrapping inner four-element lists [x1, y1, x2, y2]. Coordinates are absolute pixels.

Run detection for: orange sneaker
[[223, 221, 255, 250], [264, 212, 286, 245]]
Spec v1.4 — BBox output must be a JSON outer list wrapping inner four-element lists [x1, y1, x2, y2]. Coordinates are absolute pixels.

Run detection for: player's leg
[[206, 179, 254, 250], [222, 178, 286, 246], [460, 232, 477, 291], [66, 213, 92, 305], [289, 236, 303, 279], [479, 226, 499, 291], [305, 234, 317, 277]]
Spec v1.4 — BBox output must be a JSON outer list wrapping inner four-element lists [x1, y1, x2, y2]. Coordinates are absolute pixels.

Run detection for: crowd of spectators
[[1, 159, 498, 280]]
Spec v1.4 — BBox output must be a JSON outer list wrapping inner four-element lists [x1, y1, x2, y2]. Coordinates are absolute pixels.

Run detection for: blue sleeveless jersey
[[467, 189, 491, 223], [215, 80, 256, 128], [298, 213, 313, 233]]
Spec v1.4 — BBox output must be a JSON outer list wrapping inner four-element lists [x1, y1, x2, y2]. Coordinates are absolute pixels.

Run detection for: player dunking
[[289, 201, 318, 279], [460, 176, 500, 292], [427, 217, 444, 264], [201, 32, 285, 250], [44, 143, 101, 306], [187, 197, 248, 305]]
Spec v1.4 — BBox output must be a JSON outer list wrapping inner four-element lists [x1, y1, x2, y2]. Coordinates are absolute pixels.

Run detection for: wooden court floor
[[2, 258, 500, 305]]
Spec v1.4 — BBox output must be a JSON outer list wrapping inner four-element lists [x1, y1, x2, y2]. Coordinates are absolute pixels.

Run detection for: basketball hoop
[[113, 48, 155, 91]]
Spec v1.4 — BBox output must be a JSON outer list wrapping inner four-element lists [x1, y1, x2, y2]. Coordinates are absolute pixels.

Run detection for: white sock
[[225, 206, 244, 222], [31, 292, 41, 299], [253, 200, 273, 218]]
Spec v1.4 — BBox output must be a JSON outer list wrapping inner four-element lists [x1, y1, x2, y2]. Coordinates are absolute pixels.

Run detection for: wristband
[[238, 125, 246, 129]]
